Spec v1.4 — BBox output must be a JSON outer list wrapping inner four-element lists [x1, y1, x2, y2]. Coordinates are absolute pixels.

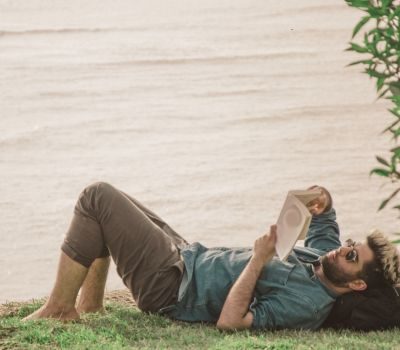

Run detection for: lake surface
[[0, 0, 398, 303]]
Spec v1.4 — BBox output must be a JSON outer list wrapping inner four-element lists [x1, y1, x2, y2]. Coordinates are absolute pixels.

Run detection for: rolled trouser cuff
[[61, 240, 94, 268]]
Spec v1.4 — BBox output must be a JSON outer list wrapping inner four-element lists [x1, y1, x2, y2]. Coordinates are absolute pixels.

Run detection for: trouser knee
[[78, 182, 116, 216], [82, 181, 115, 199]]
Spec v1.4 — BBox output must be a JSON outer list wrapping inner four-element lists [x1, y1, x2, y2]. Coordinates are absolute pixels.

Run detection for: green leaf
[[365, 68, 390, 78], [394, 128, 400, 137], [376, 155, 390, 167], [381, 0, 392, 10], [382, 119, 400, 133], [345, 0, 371, 10], [376, 76, 386, 91], [347, 43, 369, 53], [389, 82, 400, 89], [385, 27, 395, 38], [370, 168, 391, 177], [352, 16, 371, 38], [389, 108, 400, 118], [378, 187, 400, 211], [379, 198, 390, 210], [391, 95, 400, 105], [391, 146, 400, 156], [368, 7, 385, 18], [389, 83, 400, 96], [377, 87, 389, 99], [390, 153, 398, 172], [346, 59, 373, 67], [388, 11, 397, 20]]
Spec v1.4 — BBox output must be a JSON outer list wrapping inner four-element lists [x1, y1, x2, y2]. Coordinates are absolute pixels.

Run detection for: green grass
[[1, 301, 399, 350]]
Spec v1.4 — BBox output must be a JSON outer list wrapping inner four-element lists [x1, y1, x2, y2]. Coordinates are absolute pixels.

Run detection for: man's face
[[321, 239, 375, 287]]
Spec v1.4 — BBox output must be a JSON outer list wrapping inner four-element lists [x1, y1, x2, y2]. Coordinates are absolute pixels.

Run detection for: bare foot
[[23, 303, 80, 322]]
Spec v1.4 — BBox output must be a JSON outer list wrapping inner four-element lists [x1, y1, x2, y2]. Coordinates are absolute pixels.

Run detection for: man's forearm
[[216, 255, 270, 330], [217, 226, 277, 330]]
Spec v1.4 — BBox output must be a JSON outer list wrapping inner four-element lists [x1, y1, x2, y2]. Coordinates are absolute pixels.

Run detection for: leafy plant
[[346, 0, 400, 212]]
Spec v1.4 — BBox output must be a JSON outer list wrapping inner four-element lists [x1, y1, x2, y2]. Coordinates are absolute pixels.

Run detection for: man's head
[[321, 230, 400, 292]]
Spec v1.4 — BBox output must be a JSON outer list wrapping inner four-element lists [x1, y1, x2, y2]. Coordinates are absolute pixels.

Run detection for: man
[[24, 182, 400, 330]]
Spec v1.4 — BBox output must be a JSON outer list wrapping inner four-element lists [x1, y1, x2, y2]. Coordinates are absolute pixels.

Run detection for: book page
[[275, 189, 320, 260]]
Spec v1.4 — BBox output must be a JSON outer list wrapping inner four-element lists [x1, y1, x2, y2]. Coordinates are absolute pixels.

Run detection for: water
[[0, 0, 398, 303]]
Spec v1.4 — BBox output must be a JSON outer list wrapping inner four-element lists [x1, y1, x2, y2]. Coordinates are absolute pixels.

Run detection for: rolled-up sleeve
[[249, 296, 277, 329], [304, 208, 341, 252], [249, 293, 321, 330]]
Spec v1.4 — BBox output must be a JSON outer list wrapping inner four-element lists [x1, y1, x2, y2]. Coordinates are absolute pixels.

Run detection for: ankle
[[76, 301, 104, 313], [45, 297, 76, 313]]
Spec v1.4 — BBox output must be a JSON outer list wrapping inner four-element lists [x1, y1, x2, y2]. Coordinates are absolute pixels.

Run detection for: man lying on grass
[[24, 182, 400, 330]]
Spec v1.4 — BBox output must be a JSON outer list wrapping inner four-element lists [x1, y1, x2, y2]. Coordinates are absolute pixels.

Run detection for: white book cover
[[275, 189, 321, 261]]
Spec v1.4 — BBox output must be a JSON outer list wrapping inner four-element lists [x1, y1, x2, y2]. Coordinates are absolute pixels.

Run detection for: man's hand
[[306, 185, 331, 215], [253, 225, 277, 264]]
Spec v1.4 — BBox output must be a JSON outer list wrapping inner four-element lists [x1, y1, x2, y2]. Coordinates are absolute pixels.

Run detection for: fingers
[[255, 225, 277, 247], [253, 225, 277, 262], [258, 226, 277, 241], [306, 189, 327, 215], [307, 203, 319, 214]]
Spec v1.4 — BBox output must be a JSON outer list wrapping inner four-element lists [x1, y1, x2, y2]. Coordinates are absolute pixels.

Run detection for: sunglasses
[[345, 239, 358, 263]]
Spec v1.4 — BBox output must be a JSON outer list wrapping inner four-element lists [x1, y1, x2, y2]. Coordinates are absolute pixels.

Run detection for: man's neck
[[314, 265, 353, 295]]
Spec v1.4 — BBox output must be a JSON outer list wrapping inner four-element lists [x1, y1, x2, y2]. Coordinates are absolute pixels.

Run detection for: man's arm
[[216, 226, 277, 330], [304, 186, 341, 252]]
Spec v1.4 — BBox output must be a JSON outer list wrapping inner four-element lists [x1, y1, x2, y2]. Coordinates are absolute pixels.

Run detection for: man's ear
[[348, 279, 367, 291]]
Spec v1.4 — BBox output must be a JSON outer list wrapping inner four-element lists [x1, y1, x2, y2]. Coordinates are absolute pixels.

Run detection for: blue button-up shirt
[[164, 208, 341, 329]]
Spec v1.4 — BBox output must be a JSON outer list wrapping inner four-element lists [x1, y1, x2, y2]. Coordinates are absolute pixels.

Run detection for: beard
[[320, 254, 357, 286]]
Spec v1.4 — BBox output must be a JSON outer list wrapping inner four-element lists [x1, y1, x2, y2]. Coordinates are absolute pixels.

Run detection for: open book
[[275, 189, 321, 261]]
